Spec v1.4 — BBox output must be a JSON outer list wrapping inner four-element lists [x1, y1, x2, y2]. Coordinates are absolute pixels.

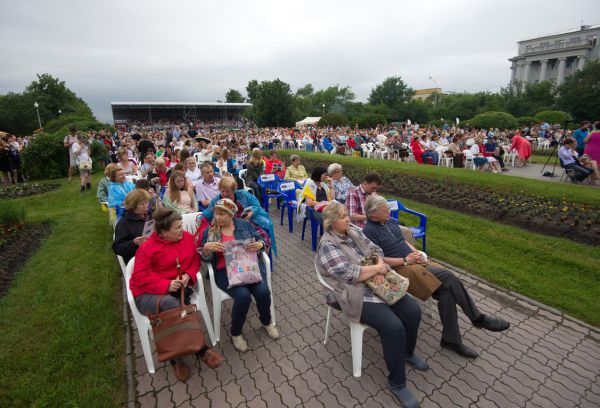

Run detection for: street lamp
[[428, 76, 438, 111], [33, 101, 42, 128], [322, 104, 325, 116], [58, 109, 62, 115]]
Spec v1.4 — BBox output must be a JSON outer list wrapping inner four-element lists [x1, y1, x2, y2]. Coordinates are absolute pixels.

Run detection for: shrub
[[534, 110, 572, 126], [516, 116, 536, 127], [354, 113, 387, 129], [469, 111, 518, 130], [318, 112, 349, 127], [0, 201, 25, 226], [428, 119, 448, 128]]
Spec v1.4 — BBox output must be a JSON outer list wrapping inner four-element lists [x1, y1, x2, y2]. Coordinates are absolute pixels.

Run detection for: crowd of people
[[96, 120, 520, 407]]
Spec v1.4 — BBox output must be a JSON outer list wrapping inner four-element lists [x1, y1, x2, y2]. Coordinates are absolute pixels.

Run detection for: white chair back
[[315, 260, 334, 291], [181, 212, 202, 236], [386, 200, 399, 211]]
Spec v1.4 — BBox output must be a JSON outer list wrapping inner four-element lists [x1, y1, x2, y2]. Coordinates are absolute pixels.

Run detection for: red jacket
[[130, 231, 199, 298]]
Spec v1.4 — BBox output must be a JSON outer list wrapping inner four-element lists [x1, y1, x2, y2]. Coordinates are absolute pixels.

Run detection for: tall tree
[[225, 89, 245, 103], [313, 85, 355, 113], [368, 76, 414, 111], [557, 60, 600, 122], [245, 80, 260, 103], [253, 79, 295, 127]]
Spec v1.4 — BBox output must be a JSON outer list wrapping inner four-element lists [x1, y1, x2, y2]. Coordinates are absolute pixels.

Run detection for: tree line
[[226, 60, 600, 128]]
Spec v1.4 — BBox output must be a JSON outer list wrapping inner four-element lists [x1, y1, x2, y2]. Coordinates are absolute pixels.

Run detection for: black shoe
[[441, 339, 479, 358], [80, 185, 86, 193], [473, 314, 510, 332], [86, 183, 91, 190]]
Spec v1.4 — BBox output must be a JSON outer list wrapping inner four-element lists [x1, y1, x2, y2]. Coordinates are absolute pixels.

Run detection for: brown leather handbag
[[148, 258, 206, 362], [393, 262, 442, 301]]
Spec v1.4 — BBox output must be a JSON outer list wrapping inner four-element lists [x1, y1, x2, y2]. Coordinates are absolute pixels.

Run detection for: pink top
[[216, 233, 234, 270], [584, 131, 600, 162], [511, 135, 532, 160]]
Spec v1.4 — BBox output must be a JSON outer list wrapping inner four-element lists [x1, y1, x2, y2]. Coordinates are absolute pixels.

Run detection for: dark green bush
[[354, 113, 387, 129], [318, 112, 349, 127], [0, 201, 25, 226], [534, 110, 572, 126], [516, 116, 536, 127], [469, 111, 518, 130]]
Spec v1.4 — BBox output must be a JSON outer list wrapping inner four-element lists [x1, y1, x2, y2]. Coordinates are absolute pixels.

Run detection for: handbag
[[148, 257, 206, 362], [362, 250, 409, 305], [78, 160, 92, 171]]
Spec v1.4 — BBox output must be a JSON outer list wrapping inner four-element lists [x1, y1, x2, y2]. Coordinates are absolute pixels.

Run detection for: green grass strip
[[0, 175, 126, 407], [280, 150, 600, 206], [393, 196, 600, 327]]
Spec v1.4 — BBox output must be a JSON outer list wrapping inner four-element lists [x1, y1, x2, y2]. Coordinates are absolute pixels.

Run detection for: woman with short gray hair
[[316, 201, 426, 408], [284, 154, 308, 182], [327, 163, 354, 204]]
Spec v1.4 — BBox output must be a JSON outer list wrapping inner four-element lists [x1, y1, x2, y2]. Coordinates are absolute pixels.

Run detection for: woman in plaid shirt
[[315, 202, 427, 408]]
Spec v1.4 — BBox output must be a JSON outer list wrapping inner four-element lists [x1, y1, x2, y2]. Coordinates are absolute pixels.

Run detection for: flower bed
[[0, 183, 60, 199], [279, 151, 600, 246]]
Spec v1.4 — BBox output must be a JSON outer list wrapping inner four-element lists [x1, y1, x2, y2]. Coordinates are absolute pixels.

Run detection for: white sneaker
[[264, 323, 280, 340], [232, 335, 249, 352]]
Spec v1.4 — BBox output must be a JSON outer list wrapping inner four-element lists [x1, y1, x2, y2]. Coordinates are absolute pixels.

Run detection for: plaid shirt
[[316, 229, 384, 304], [345, 185, 369, 228]]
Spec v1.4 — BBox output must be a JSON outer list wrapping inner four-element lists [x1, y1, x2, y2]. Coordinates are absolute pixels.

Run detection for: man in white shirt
[[63, 126, 78, 181], [195, 162, 221, 208]]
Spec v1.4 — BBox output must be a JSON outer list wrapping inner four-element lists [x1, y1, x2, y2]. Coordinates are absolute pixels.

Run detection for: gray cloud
[[0, 0, 596, 122]]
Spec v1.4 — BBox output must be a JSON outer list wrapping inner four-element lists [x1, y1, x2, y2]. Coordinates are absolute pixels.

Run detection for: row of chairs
[[115, 212, 276, 373]]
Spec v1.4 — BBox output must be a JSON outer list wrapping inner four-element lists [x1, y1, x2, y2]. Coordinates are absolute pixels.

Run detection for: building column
[[577, 55, 586, 70], [557, 57, 567, 85], [510, 65, 516, 88], [521, 61, 531, 90], [539, 59, 548, 82]]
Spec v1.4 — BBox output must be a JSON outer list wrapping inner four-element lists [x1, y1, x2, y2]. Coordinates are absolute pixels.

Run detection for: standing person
[[583, 121, 600, 163], [510, 132, 532, 167], [72, 134, 92, 192], [573, 121, 590, 157], [0, 138, 14, 184], [64, 126, 79, 181]]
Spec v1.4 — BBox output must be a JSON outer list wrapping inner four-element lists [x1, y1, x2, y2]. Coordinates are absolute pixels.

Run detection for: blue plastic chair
[[278, 181, 298, 233], [301, 206, 323, 252], [257, 174, 283, 212], [387, 199, 427, 252]]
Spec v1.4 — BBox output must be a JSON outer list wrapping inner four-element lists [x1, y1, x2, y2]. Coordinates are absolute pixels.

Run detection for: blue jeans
[[360, 295, 421, 387], [421, 151, 439, 165], [564, 163, 593, 182], [214, 268, 272, 336]]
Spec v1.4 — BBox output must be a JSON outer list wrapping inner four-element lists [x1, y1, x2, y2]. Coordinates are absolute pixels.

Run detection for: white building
[[509, 25, 600, 89]]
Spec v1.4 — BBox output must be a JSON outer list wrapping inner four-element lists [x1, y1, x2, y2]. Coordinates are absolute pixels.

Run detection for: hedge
[[353, 113, 387, 129], [469, 111, 518, 130], [534, 110, 572, 126]]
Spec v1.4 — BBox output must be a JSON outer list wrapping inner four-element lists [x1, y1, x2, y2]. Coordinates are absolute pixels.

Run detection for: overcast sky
[[0, 0, 597, 122]]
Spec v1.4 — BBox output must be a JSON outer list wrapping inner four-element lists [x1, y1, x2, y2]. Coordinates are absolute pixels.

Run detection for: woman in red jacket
[[130, 208, 222, 382]]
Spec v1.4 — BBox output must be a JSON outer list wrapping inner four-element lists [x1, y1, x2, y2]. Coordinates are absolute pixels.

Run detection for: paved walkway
[[128, 209, 600, 407]]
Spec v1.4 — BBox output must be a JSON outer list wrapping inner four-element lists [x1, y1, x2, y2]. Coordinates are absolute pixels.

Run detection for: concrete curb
[[122, 280, 136, 408], [431, 257, 600, 335]]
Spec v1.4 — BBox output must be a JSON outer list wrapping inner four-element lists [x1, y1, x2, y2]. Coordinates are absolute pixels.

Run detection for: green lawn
[[394, 196, 600, 327], [0, 175, 125, 407], [280, 150, 600, 205]]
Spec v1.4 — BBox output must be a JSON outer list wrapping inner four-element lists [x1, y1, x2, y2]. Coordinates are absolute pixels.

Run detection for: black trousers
[[430, 267, 481, 344], [360, 296, 421, 387]]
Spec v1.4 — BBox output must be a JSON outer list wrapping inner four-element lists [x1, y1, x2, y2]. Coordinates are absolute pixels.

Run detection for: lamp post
[[33, 102, 42, 129], [428, 76, 438, 111], [322, 104, 325, 116], [58, 109, 62, 116]]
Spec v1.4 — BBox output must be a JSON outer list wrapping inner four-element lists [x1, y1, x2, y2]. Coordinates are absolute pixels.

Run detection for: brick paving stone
[[315, 388, 344, 407], [429, 389, 462, 407], [221, 381, 245, 407], [470, 396, 500, 408], [302, 396, 325, 408], [548, 367, 590, 396], [170, 381, 190, 406], [437, 382, 474, 406], [454, 368, 491, 394], [137, 372, 155, 396], [535, 383, 578, 408], [155, 387, 173, 407], [329, 381, 363, 406], [542, 377, 583, 405], [371, 388, 404, 407], [483, 387, 521, 408], [245, 396, 268, 408], [523, 394, 560, 408], [138, 392, 157, 408], [445, 377, 481, 402]]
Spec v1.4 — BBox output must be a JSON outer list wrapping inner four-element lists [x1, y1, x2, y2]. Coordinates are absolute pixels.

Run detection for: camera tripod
[[540, 132, 566, 177]]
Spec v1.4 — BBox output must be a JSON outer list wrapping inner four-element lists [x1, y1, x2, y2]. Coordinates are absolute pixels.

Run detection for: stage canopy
[[111, 102, 252, 123]]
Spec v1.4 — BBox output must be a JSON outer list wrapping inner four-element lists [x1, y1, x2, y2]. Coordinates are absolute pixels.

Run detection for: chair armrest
[[401, 208, 427, 231]]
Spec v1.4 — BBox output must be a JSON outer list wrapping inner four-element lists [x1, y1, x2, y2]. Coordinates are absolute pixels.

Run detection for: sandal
[[201, 348, 224, 369]]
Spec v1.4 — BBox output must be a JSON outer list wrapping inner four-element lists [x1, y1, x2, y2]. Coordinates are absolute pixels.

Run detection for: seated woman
[[117, 147, 138, 176], [409, 136, 424, 164], [284, 154, 308, 183], [184, 157, 201, 187], [470, 138, 502, 173], [298, 166, 333, 223], [163, 170, 198, 215], [447, 135, 465, 168], [315, 202, 426, 408], [108, 167, 136, 214], [327, 163, 354, 204], [215, 148, 238, 177], [200, 198, 279, 352], [135, 178, 162, 217], [202, 176, 277, 255], [113, 189, 151, 264], [97, 163, 117, 203], [244, 148, 264, 199], [129, 208, 222, 382]]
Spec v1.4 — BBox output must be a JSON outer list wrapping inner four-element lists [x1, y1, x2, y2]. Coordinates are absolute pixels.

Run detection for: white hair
[[327, 163, 342, 175], [365, 195, 388, 218]]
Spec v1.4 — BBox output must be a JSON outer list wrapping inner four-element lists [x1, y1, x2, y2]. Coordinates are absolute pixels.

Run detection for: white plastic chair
[[181, 211, 203, 235], [194, 151, 212, 164], [207, 251, 275, 342], [125, 257, 216, 374], [503, 149, 517, 167], [237, 169, 254, 194], [315, 261, 367, 378], [437, 156, 453, 168], [463, 150, 477, 170], [366, 143, 376, 158]]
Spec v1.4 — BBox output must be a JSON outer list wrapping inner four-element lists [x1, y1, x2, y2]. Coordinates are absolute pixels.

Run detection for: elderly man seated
[[362, 195, 510, 358]]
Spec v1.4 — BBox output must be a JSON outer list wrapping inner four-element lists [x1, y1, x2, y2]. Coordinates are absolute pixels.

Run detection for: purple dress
[[584, 131, 600, 163]]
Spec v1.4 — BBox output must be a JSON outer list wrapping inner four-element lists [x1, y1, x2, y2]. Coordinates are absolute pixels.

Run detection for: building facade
[[110, 102, 251, 123], [509, 25, 599, 89]]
